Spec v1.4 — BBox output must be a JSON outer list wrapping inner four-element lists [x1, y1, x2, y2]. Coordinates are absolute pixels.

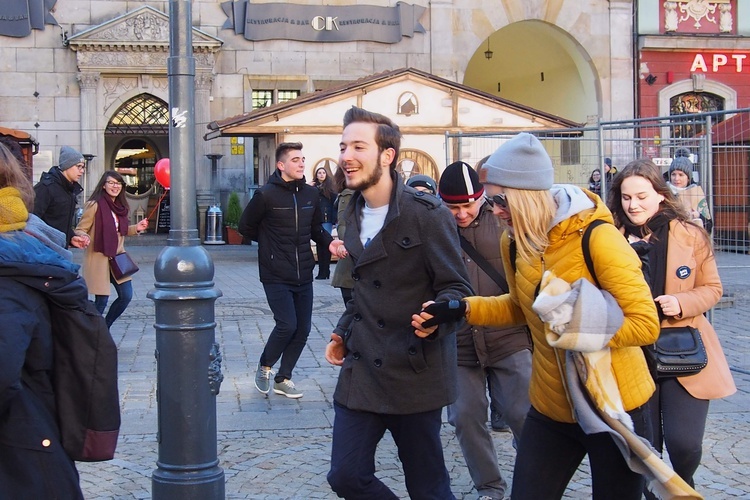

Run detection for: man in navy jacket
[[240, 142, 332, 399]]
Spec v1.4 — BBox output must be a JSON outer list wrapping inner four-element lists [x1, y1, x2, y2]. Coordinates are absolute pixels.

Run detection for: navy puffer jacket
[[239, 170, 333, 285]]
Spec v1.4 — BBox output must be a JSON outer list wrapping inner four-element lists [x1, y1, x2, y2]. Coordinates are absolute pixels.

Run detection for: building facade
[[1, 0, 637, 219]]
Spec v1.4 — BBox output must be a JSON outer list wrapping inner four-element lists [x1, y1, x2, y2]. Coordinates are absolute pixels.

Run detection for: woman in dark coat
[[0, 143, 84, 499], [312, 165, 338, 279]]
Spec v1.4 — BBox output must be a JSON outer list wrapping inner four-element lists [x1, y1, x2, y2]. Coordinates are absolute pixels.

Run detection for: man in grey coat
[[325, 107, 472, 499]]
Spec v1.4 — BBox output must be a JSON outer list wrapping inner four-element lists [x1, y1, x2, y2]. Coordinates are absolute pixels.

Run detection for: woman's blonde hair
[[505, 187, 555, 263]]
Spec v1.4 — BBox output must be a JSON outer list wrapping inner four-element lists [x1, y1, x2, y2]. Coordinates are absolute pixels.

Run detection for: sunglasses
[[486, 193, 508, 209]]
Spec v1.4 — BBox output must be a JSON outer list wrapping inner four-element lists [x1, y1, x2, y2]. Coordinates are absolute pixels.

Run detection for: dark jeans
[[94, 275, 133, 328], [260, 282, 313, 383], [327, 402, 455, 500], [316, 223, 333, 277], [641, 377, 709, 492], [339, 287, 353, 307], [511, 406, 644, 500]]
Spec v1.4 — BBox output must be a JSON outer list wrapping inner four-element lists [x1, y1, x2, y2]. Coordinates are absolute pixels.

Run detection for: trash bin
[[204, 205, 225, 245]]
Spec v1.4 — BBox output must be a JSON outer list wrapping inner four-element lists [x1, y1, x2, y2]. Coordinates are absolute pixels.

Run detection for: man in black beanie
[[438, 160, 532, 500], [33, 146, 87, 248]]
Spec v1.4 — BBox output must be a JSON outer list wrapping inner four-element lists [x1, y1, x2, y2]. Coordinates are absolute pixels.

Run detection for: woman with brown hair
[[607, 158, 735, 493], [312, 165, 338, 279], [74, 170, 148, 328]]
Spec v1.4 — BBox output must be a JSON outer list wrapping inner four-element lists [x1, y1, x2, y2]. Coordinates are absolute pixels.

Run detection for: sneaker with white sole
[[254, 364, 274, 394], [273, 379, 303, 399]]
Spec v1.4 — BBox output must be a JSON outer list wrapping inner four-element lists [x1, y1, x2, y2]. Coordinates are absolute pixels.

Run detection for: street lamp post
[[148, 1, 225, 498]]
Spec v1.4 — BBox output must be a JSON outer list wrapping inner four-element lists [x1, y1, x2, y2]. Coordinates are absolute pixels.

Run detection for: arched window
[[669, 92, 724, 139], [106, 94, 169, 135], [397, 149, 439, 184]]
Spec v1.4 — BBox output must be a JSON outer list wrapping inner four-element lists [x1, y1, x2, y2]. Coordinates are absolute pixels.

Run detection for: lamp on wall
[[484, 38, 493, 60]]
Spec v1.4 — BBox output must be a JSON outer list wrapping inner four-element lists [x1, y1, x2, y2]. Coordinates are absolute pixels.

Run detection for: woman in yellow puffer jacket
[[420, 133, 660, 499]]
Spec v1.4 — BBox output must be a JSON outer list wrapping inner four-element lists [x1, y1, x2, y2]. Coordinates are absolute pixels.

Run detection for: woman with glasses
[[421, 133, 660, 499], [74, 171, 148, 328]]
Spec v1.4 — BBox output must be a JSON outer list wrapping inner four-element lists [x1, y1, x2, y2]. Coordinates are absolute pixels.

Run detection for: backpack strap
[[459, 234, 509, 293], [581, 219, 608, 288]]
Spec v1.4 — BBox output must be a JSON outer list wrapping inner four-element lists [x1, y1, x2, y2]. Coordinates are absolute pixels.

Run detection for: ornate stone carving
[[719, 3, 733, 33], [196, 72, 215, 91], [664, 2, 679, 32], [77, 72, 100, 89], [97, 11, 170, 43]]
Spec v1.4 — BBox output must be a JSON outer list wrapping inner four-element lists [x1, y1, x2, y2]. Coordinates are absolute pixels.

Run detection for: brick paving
[[74, 240, 750, 499]]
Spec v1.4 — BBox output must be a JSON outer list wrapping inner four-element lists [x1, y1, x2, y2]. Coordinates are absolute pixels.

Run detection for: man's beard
[[347, 163, 383, 192]]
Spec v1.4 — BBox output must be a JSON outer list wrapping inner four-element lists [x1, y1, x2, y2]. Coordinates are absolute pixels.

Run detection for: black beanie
[[438, 161, 484, 204]]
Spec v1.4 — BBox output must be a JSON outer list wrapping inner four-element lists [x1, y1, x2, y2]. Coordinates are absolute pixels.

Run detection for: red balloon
[[154, 158, 170, 189]]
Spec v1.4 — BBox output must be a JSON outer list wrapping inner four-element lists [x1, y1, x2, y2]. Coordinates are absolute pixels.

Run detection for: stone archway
[[463, 20, 600, 125], [66, 5, 222, 208]]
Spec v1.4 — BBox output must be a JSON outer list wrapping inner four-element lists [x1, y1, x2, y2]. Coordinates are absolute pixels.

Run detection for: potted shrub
[[224, 191, 243, 244]]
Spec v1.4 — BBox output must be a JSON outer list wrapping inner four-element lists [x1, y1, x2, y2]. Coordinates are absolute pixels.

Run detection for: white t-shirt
[[360, 203, 389, 247]]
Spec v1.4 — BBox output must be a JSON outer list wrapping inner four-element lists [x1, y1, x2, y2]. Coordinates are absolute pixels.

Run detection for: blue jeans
[[328, 402, 455, 500], [511, 406, 644, 499], [94, 276, 133, 328], [260, 282, 313, 383]]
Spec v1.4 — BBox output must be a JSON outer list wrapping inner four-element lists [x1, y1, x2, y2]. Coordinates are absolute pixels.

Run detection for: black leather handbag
[[109, 252, 139, 280], [654, 326, 707, 378]]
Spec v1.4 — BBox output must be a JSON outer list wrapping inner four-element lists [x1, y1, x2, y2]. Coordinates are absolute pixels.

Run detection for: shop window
[[670, 92, 725, 138], [113, 138, 157, 195], [277, 90, 300, 103], [560, 140, 580, 165], [252, 90, 300, 109], [252, 90, 273, 109]]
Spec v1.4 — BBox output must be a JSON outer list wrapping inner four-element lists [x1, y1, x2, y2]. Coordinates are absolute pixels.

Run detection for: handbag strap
[[459, 234, 509, 294]]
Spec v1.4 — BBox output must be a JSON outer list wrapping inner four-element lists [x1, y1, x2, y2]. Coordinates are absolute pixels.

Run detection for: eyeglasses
[[74, 164, 86, 172], [105, 181, 123, 187], [486, 193, 508, 209]]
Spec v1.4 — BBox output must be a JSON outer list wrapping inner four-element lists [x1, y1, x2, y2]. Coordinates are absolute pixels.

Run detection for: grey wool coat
[[332, 172, 473, 415]]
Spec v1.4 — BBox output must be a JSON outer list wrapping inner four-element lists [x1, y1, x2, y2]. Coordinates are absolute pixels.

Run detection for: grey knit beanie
[[58, 146, 84, 171], [479, 133, 554, 190], [668, 156, 693, 177]]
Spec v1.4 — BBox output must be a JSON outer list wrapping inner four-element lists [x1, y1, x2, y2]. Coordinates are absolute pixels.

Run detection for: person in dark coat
[[33, 145, 87, 248], [438, 161, 532, 500], [325, 107, 472, 499], [312, 164, 337, 279], [240, 142, 333, 399], [0, 142, 84, 499]]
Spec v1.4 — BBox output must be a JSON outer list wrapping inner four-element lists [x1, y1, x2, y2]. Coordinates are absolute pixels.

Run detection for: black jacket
[[0, 233, 92, 498], [332, 173, 473, 414], [33, 167, 83, 246], [239, 170, 333, 285]]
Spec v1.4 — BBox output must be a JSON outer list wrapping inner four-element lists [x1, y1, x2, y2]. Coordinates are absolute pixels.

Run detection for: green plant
[[225, 191, 242, 230]]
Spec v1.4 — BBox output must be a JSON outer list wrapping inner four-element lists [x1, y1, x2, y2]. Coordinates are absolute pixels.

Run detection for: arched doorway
[[463, 21, 599, 124], [105, 93, 169, 194]]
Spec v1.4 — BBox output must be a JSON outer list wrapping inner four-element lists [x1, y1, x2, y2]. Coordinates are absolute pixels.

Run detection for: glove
[[421, 300, 466, 328]]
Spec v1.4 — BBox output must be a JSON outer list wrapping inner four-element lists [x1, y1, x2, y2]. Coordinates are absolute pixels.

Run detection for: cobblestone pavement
[[75, 241, 750, 499]]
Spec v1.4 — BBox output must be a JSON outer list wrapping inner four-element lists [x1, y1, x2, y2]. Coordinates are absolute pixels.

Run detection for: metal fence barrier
[[446, 109, 750, 373]]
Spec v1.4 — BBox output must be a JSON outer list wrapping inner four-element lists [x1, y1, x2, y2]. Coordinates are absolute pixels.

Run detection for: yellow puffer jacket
[[465, 188, 659, 423]]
